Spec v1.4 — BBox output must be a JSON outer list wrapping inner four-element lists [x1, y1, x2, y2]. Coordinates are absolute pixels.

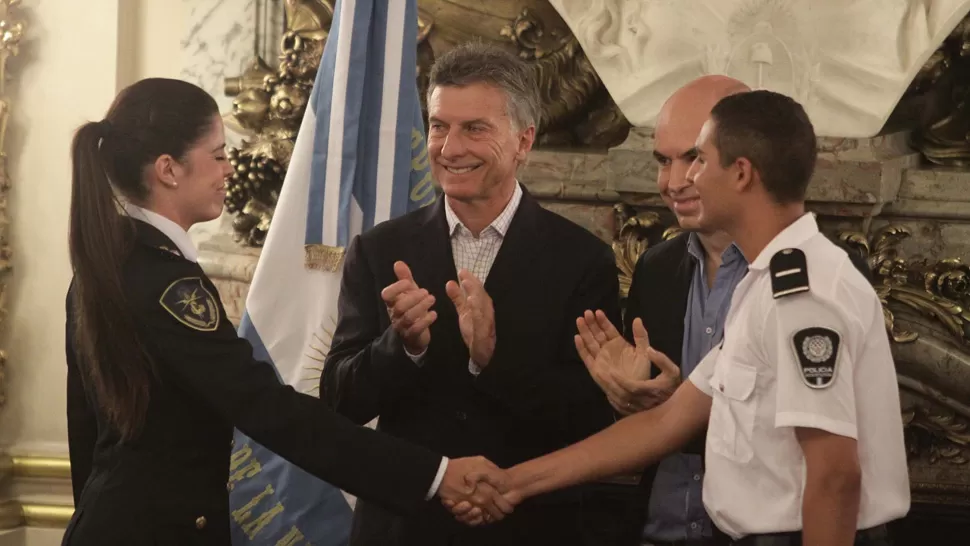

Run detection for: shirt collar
[[123, 202, 199, 263], [686, 232, 746, 266], [748, 212, 818, 271], [444, 181, 523, 237]]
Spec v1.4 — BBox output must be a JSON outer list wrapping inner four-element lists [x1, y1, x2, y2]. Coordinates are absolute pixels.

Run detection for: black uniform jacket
[[321, 190, 624, 546], [63, 219, 442, 546]]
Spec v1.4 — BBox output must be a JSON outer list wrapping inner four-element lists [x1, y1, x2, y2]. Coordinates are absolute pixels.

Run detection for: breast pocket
[[707, 362, 758, 463]]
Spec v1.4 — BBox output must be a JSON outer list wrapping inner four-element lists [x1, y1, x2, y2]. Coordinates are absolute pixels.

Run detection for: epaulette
[[769, 248, 809, 298]]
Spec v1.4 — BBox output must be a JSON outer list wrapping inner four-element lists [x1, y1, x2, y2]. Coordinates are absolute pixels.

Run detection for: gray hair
[[426, 41, 541, 133]]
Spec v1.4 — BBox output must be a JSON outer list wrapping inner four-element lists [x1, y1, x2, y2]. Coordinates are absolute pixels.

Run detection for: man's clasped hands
[[381, 260, 681, 526]]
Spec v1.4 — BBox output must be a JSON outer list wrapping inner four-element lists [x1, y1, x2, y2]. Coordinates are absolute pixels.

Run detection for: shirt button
[[694, 474, 701, 481], [690, 522, 699, 530], [705, 327, 713, 335], [455, 411, 467, 421]]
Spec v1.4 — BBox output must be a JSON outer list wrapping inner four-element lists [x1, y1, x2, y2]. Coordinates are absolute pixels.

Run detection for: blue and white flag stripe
[[228, 0, 435, 544], [307, 0, 430, 249]]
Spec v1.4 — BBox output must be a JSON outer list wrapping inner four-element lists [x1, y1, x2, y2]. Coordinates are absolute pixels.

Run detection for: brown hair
[[710, 89, 817, 204], [69, 78, 219, 441]]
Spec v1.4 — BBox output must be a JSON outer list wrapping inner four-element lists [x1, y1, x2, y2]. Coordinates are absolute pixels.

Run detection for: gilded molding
[[611, 204, 680, 299], [0, 0, 25, 409], [0, 501, 73, 529], [0, 454, 74, 529], [10, 455, 72, 480]]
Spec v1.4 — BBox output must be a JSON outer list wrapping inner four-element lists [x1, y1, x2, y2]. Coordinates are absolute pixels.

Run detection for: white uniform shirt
[[688, 213, 911, 539]]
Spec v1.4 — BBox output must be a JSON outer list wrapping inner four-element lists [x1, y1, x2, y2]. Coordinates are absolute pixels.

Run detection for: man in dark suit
[[321, 41, 621, 546], [582, 75, 751, 546]]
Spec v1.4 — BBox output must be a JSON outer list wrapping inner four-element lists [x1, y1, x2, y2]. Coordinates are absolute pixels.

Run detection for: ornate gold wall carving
[[0, 454, 74, 529], [839, 227, 970, 473], [0, 0, 25, 408], [611, 204, 679, 299]]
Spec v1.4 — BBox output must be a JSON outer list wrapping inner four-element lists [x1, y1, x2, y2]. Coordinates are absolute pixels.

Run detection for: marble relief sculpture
[[549, 0, 970, 137]]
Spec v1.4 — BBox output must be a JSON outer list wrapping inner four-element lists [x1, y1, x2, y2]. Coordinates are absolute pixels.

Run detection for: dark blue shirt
[[642, 233, 748, 541]]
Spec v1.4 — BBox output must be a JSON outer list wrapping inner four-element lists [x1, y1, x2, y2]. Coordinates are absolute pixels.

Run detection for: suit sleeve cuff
[[425, 457, 449, 500], [405, 346, 427, 366]]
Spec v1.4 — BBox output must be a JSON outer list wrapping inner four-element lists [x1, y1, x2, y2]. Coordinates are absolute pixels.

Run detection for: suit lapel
[[412, 199, 459, 321], [652, 234, 694, 369], [482, 190, 543, 302]]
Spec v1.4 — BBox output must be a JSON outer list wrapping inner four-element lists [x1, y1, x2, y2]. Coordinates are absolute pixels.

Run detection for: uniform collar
[[748, 212, 818, 271], [444, 181, 522, 237], [123, 202, 199, 263]]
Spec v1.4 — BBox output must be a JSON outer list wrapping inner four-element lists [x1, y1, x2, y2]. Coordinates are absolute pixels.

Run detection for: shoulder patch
[[791, 327, 840, 389], [769, 248, 809, 299], [159, 277, 220, 332]]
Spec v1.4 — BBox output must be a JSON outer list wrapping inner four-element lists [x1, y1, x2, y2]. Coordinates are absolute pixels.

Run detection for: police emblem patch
[[159, 277, 220, 332], [791, 327, 840, 388]]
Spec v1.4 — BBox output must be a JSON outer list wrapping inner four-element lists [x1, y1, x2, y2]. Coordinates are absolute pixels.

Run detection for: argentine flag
[[226, 0, 436, 544]]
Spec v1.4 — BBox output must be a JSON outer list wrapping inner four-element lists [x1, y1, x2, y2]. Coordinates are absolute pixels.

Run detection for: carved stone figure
[[549, 0, 970, 137]]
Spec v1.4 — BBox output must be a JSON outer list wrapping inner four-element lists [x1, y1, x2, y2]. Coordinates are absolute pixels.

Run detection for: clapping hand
[[575, 311, 681, 416], [437, 456, 517, 526], [381, 261, 437, 355], [446, 269, 496, 369]]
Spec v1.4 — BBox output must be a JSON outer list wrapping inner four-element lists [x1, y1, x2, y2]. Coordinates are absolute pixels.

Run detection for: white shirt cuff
[[405, 346, 427, 366], [468, 358, 481, 376], [425, 456, 449, 500]]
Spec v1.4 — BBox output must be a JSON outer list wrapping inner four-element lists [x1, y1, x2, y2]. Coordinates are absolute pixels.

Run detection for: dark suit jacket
[[321, 189, 623, 546], [63, 220, 442, 546], [619, 230, 874, 538]]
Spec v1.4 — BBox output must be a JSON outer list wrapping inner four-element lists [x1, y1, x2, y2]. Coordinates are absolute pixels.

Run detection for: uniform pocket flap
[[721, 363, 757, 401]]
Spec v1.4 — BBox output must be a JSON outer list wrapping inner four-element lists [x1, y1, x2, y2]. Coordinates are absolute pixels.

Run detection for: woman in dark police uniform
[[62, 78, 509, 545]]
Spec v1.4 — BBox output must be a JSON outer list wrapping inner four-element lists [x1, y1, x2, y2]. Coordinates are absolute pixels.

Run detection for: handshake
[[435, 456, 522, 526]]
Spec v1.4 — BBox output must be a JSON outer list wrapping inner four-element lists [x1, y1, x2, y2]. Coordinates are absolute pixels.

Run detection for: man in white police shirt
[[490, 90, 911, 546]]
